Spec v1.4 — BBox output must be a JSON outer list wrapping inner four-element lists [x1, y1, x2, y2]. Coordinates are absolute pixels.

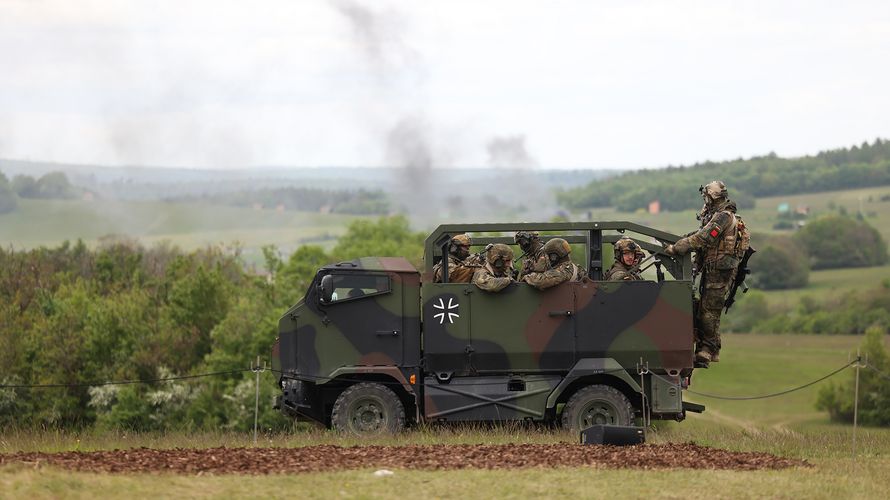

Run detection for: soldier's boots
[[694, 350, 712, 369]]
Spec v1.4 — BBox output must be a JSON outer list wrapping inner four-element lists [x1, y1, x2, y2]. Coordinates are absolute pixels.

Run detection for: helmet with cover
[[613, 236, 641, 261], [485, 243, 514, 272], [542, 238, 571, 265], [700, 180, 728, 204], [513, 230, 540, 254], [449, 233, 472, 259]]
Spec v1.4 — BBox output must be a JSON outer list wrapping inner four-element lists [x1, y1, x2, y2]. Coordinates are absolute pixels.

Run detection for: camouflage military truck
[[273, 222, 703, 435]]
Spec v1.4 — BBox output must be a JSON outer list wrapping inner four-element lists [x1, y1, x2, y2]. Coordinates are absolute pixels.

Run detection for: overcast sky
[[2, 0, 889, 169]]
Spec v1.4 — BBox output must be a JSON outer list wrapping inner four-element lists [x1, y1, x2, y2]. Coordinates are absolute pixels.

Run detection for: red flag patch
[[710, 228, 719, 237]]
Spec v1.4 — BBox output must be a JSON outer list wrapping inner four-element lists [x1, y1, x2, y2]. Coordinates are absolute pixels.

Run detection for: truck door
[[316, 272, 404, 366]]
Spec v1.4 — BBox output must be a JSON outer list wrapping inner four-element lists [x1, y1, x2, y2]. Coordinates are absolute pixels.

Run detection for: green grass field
[[2, 334, 889, 498], [0, 198, 362, 253]]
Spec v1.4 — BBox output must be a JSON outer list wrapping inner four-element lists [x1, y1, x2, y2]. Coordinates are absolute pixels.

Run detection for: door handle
[[548, 311, 573, 317], [376, 330, 400, 337]]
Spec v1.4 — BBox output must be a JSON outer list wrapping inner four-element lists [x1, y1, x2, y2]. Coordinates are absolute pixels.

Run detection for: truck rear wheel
[[561, 384, 635, 433], [331, 382, 406, 435]]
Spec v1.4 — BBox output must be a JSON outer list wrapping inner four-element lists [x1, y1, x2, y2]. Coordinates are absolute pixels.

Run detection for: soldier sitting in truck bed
[[433, 233, 483, 283], [473, 243, 516, 292], [514, 231, 546, 280], [523, 238, 586, 290], [605, 237, 645, 281]]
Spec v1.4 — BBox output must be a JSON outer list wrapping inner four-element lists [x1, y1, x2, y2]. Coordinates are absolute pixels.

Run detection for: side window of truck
[[329, 274, 391, 303]]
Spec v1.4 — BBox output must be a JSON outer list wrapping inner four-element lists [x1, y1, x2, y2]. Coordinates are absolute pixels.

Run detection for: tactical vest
[[704, 210, 740, 270]]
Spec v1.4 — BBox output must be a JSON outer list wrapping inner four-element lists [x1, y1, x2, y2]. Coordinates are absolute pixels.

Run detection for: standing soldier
[[605, 237, 645, 281], [514, 231, 546, 280], [523, 238, 586, 290], [473, 244, 516, 292], [663, 181, 748, 367], [433, 233, 483, 283]]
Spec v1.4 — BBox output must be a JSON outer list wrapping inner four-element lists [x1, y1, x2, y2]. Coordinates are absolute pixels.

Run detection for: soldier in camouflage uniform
[[433, 233, 483, 283], [514, 231, 547, 280], [605, 237, 645, 281], [523, 238, 585, 290], [473, 243, 516, 292], [664, 180, 742, 367]]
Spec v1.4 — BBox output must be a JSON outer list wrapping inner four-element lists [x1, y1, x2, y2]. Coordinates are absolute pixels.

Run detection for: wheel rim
[[348, 397, 387, 433], [579, 399, 621, 427]]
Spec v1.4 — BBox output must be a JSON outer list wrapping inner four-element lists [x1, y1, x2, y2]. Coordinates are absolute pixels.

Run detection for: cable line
[[662, 361, 856, 401]]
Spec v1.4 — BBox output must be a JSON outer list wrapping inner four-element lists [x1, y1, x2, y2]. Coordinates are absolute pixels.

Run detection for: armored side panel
[[574, 280, 694, 374], [423, 375, 562, 421], [422, 280, 693, 377]]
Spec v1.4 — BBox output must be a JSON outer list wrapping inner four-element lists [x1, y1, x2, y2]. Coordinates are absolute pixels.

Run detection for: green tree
[[794, 215, 888, 269], [816, 326, 890, 426], [751, 245, 809, 289], [333, 215, 425, 266], [721, 290, 769, 332], [278, 245, 330, 305], [0, 171, 17, 214], [11, 174, 38, 197], [160, 263, 231, 372], [35, 171, 77, 199]]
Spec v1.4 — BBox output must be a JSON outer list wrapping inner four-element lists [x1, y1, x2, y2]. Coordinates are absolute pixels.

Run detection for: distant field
[[2, 334, 889, 498], [0, 199, 365, 257], [578, 185, 890, 241]]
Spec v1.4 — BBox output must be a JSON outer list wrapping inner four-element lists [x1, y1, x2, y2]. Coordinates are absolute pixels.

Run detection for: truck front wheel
[[331, 382, 406, 435], [561, 384, 635, 433]]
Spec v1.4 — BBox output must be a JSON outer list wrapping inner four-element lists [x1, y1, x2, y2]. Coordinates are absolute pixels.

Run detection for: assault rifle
[[724, 246, 756, 313]]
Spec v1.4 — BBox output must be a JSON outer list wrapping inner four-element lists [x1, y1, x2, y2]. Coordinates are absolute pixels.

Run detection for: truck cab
[[274, 222, 701, 435]]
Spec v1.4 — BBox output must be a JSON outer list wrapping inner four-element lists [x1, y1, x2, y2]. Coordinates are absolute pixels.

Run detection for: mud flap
[[682, 401, 706, 413]]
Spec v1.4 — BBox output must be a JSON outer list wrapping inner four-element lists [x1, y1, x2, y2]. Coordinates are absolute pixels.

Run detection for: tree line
[[0, 170, 80, 214], [557, 139, 890, 212], [0, 216, 425, 431], [171, 187, 390, 215]]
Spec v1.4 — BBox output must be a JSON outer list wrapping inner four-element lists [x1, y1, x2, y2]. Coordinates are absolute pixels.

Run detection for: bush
[[816, 326, 890, 426], [721, 290, 768, 332], [0, 172, 17, 214], [751, 244, 809, 289], [794, 215, 888, 269]]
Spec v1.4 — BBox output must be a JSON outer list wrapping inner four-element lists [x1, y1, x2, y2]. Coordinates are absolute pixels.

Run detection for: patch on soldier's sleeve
[[709, 227, 719, 238]]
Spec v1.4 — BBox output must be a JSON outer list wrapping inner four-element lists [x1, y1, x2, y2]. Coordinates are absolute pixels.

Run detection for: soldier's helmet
[[485, 243, 514, 270], [450, 234, 472, 257], [614, 237, 642, 261], [514, 231, 540, 252], [542, 238, 571, 264], [700, 180, 728, 201], [452, 234, 472, 246]]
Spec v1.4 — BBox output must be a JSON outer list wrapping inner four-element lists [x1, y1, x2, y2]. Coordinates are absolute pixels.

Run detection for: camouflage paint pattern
[[275, 222, 699, 427]]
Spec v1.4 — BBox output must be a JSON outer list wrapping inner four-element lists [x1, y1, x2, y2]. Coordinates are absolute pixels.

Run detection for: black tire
[[331, 382, 406, 435], [561, 384, 635, 433]]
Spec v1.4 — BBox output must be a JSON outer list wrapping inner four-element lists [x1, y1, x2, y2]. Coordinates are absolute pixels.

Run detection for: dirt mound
[[0, 443, 808, 475]]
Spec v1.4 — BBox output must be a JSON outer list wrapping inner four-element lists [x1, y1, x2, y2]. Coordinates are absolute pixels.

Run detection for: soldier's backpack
[[734, 215, 751, 259]]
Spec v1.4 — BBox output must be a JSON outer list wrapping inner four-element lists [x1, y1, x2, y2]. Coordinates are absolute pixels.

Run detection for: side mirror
[[318, 274, 334, 304]]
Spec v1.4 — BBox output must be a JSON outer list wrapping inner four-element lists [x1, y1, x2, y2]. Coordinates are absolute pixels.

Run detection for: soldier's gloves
[[531, 256, 548, 273], [663, 244, 676, 256]]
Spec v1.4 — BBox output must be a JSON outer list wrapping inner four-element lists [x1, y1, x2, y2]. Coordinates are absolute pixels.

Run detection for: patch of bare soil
[[0, 443, 808, 475]]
